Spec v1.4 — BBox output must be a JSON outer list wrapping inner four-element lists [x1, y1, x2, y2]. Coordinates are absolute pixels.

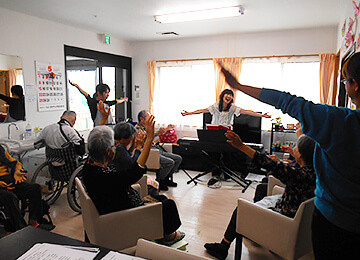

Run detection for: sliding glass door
[[64, 46, 132, 131]]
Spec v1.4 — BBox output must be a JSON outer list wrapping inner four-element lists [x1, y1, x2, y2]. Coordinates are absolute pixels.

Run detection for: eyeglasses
[[341, 78, 354, 84]]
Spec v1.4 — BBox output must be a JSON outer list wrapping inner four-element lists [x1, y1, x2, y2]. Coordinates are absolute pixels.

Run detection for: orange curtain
[[147, 61, 157, 114], [319, 52, 340, 105], [8, 69, 17, 89], [213, 57, 242, 102]]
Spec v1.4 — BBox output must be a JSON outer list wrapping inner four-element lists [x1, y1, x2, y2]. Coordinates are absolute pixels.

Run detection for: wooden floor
[[46, 170, 312, 260]]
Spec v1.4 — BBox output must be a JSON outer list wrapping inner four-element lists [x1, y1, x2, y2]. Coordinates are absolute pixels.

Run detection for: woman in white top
[[181, 89, 271, 126]]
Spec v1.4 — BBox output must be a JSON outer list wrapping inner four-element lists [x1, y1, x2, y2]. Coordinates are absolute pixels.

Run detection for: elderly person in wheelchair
[[34, 110, 85, 182], [0, 144, 53, 232], [82, 114, 185, 246]]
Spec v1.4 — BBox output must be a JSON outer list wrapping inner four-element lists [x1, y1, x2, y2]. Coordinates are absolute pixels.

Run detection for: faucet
[[8, 123, 18, 139]]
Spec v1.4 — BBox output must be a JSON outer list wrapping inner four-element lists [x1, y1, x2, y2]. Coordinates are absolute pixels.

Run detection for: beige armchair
[[75, 177, 163, 252], [235, 176, 314, 260], [136, 239, 211, 260]]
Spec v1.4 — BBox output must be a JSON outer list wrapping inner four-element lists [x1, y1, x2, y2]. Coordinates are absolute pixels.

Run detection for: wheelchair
[[31, 154, 87, 213]]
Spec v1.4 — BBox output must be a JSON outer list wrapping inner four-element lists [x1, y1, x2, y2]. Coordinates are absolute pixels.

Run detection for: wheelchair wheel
[[31, 162, 64, 205], [67, 164, 84, 213]]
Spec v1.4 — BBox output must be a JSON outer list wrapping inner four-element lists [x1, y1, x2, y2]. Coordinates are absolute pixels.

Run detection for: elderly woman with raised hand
[[218, 53, 360, 260], [109, 121, 164, 199], [83, 115, 185, 246]]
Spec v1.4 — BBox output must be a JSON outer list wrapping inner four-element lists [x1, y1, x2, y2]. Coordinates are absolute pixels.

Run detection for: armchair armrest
[[146, 148, 160, 169], [267, 176, 285, 196], [131, 183, 141, 195], [136, 239, 211, 260], [161, 143, 173, 153], [272, 185, 285, 195], [135, 175, 148, 198], [95, 202, 163, 251]]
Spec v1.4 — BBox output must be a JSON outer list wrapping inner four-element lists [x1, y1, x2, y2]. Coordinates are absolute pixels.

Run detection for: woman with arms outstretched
[[181, 89, 270, 126], [69, 81, 127, 126]]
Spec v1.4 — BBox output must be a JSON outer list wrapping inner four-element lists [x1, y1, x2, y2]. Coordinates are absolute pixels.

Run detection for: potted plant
[[271, 117, 282, 131]]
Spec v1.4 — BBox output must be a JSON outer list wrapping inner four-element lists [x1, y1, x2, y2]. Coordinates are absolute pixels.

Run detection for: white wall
[[131, 26, 338, 119], [0, 7, 132, 138], [0, 6, 343, 140]]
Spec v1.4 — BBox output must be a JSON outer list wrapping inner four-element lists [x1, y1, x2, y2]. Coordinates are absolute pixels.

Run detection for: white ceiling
[[0, 0, 345, 42]]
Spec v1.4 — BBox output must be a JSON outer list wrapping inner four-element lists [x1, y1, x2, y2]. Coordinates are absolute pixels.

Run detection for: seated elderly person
[[137, 110, 182, 191], [0, 144, 54, 232], [82, 115, 185, 246], [108, 122, 165, 200], [205, 132, 316, 260]]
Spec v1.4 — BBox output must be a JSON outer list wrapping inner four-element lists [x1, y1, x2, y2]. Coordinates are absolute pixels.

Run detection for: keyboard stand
[[187, 150, 252, 193]]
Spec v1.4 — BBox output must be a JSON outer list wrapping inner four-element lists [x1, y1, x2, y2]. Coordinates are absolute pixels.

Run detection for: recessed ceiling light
[[154, 5, 244, 24]]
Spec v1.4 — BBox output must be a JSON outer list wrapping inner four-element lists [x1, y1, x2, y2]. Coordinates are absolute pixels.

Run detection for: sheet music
[[17, 243, 99, 260]]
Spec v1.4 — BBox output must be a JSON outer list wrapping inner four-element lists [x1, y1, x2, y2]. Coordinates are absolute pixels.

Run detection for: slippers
[[162, 231, 185, 246]]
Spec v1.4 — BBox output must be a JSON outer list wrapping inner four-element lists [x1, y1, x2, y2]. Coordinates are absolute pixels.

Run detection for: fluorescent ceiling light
[[154, 6, 244, 24]]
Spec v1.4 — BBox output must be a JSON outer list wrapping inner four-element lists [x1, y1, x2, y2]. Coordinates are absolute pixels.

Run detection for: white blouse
[[207, 103, 241, 126]]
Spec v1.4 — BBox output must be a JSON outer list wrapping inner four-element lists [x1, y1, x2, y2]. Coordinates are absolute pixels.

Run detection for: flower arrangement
[[271, 117, 282, 126]]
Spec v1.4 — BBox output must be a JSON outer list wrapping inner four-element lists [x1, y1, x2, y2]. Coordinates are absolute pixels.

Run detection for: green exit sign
[[104, 35, 110, 44]]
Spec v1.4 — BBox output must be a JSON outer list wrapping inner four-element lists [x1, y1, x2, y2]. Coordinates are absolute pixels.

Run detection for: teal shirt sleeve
[[258, 88, 350, 149]]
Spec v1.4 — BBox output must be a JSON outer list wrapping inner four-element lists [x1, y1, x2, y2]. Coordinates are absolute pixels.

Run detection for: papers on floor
[[101, 251, 143, 260], [245, 173, 266, 183], [17, 243, 100, 260]]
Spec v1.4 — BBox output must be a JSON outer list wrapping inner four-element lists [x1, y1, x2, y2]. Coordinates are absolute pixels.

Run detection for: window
[[154, 60, 216, 127], [237, 57, 320, 130], [154, 57, 320, 130]]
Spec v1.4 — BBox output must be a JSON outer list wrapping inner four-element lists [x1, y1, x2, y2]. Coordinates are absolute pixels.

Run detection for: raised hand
[[281, 145, 294, 156], [68, 80, 79, 88], [69, 80, 89, 97], [225, 130, 243, 149], [144, 114, 155, 141], [181, 110, 190, 116], [117, 97, 128, 104], [225, 130, 256, 158], [97, 100, 111, 125], [269, 154, 281, 162], [218, 61, 262, 99], [263, 113, 272, 118], [217, 62, 241, 89]]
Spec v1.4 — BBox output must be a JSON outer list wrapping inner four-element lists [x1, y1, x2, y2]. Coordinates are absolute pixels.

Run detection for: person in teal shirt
[[218, 53, 360, 260]]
